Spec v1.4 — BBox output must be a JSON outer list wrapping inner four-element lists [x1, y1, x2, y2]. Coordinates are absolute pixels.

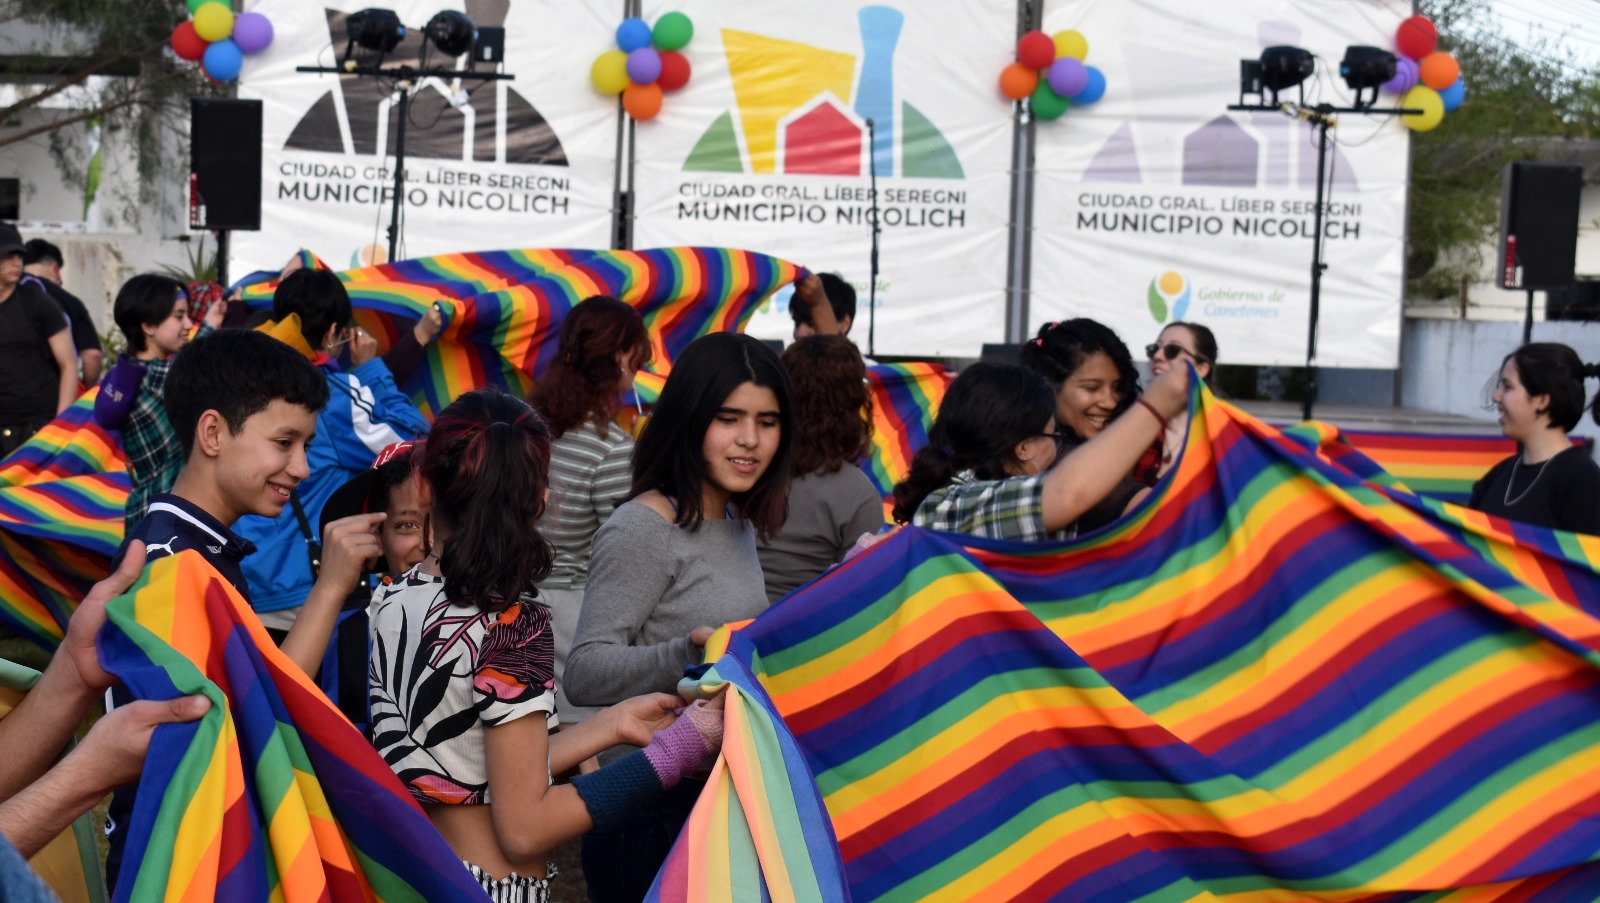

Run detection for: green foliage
[[1, 0, 225, 226], [1408, 0, 1600, 297], [158, 234, 218, 283]]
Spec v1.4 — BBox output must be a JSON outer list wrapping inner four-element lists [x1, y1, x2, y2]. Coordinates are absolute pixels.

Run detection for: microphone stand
[[866, 117, 880, 357]]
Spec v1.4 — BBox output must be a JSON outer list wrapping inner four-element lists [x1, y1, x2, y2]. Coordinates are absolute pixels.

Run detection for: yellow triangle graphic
[[723, 29, 858, 174]]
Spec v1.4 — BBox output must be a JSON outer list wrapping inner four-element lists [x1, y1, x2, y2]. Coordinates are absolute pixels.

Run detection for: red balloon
[[658, 50, 691, 91], [1016, 30, 1055, 70], [1396, 15, 1438, 60], [172, 21, 208, 61]]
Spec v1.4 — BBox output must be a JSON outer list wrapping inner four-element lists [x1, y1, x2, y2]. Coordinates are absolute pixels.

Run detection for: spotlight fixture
[[1259, 46, 1315, 96], [425, 10, 477, 57], [1339, 45, 1397, 108], [346, 8, 405, 55]]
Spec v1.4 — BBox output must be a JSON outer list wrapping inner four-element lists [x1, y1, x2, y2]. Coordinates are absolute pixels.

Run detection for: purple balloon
[[626, 47, 662, 85], [232, 12, 274, 54], [1382, 56, 1418, 94], [1046, 58, 1088, 99]]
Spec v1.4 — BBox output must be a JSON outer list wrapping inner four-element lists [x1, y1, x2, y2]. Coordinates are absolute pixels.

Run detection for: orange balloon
[[623, 82, 664, 120], [1418, 52, 1459, 90], [998, 63, 1039, 101]]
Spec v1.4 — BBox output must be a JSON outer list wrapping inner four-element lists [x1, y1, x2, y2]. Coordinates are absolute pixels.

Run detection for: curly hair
[[529, 296, 651, 439], [1019, 318, 1140, 441], [783, 335, 872, 476]]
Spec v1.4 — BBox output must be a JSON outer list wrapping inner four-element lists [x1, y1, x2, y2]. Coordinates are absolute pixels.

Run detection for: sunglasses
[[1146, 342, 1207, 364]]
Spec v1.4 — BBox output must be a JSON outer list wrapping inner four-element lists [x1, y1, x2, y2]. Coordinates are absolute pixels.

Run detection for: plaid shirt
[[911, 470, 1074, 541], [120, 357, 185, 533]]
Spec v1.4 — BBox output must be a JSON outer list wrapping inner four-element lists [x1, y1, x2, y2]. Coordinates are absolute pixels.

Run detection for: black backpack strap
[[288, 488, 322, 577]]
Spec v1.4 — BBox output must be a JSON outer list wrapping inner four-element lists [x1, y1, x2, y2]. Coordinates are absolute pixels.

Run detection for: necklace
[[1503, 452, 1556, 507]]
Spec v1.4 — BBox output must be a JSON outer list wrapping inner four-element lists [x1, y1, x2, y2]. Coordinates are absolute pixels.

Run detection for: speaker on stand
[[190, 98, 264, 287], [1497, 161, 1582, 343]]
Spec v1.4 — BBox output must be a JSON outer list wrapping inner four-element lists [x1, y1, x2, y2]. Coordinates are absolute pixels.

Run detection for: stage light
[[347, 8, 405, 54], [1259, 46, 1314, 93], [425, 11, 476, 57], [1340, 45, 1396, 108]]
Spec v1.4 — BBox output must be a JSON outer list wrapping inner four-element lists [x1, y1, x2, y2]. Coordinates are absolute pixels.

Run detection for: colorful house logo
[[685, 6, 962, 179], [1147, 270, 1190, 323]]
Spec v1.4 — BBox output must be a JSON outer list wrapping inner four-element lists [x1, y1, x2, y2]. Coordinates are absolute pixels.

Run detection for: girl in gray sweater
[[565, 332, 794, 903]]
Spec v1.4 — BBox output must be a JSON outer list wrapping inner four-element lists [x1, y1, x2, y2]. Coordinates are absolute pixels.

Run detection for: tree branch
[[0, 92, 139, 149]]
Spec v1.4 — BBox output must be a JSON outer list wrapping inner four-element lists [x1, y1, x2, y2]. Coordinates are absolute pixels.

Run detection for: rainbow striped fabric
[[654, 385, 1600, 901], [100, 550, 491, 902], [0, 391, 127, 647], [861, 363, 953, 508], [242, 247, 802, 417]]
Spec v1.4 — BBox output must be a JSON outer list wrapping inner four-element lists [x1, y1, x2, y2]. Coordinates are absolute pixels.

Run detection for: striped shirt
[[542, 420, 634, 589]]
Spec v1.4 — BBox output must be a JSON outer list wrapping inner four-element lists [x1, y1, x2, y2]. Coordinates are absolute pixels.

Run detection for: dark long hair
[[890, 362, 1054, 525], [1019, 318, 1139, 440], [421, 390, 554, 612], [783, 335, 871, 476], [630, 332, 793, 540], [1494, 343, 1600, 431], [530, 296, 650, 439]]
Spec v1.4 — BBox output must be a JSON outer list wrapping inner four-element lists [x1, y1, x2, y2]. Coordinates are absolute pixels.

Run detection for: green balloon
[[186, 0, 210, 13], [652, 11, 694, 51], [1031, 82, 1070, 120]]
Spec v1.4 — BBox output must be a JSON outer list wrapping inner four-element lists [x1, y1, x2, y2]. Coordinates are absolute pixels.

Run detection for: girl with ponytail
[[891, 359, 1190, 539], [1468, 343, 1600, 533], [368, 390, 724, 903]]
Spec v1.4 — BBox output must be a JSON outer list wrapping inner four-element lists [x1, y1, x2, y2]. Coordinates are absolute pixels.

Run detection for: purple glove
[[94, 358, 147, 429], [641, 700, 723, 789]]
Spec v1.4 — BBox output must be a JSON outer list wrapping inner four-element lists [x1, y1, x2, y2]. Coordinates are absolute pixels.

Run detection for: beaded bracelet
[[1135, 397, 1168, 430]]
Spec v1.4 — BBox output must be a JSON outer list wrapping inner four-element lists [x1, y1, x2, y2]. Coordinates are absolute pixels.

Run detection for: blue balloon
[[1439, 78, 1466, 112], [1074, 66, 1107, 104], [202, 38, 243, 82], [616, 17, 652, 52]]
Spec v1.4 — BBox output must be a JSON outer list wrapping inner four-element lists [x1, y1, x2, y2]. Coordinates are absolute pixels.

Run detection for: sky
[[1488, 0, 1600, 72]]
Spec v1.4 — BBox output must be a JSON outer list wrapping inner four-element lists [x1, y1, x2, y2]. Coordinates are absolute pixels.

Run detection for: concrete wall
[[1399, 317, 1600, 448]]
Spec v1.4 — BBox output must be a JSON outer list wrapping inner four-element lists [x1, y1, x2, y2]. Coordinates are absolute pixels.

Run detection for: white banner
[[232, 0, 619, 275], [1031, 0, 1411, 368], [632, 0, 1015, 357]]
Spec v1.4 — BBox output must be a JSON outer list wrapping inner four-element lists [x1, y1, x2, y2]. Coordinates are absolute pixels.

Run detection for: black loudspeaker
[[1497, 161, 1582, 290], [189, 97, 262, 231]]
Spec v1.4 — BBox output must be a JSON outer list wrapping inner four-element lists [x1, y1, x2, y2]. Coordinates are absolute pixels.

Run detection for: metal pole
[[1523, 289, 1535, 345], [1003, 0, 1038, 345], [1302, 113, 1331, 423], [386, 70, 413, 263], [866, 118, 880, 357]]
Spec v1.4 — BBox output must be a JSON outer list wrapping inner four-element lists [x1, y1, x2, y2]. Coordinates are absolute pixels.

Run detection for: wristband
[[1135, 397, 1168, 430]]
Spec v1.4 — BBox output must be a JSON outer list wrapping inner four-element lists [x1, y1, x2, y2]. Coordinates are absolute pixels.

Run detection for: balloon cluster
[[590, 12, 694, 121], [997, 29, 1106, 121], [171, 0, 274, 82], [1385, 15, 1462, 132]]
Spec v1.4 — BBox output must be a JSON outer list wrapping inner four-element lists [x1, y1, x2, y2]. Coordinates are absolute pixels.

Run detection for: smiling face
[[379, 476, 429, 576], [212, 400, 317, 523], [144, 295, 193, 359], [1055, 350, 1122, 439], [1149, 324, 1211, 381], [1493, 358, 1550, 444], [699, 381, 782, 514]]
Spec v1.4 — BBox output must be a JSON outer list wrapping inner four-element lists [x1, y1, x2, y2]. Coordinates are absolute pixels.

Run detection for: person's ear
[[1532, 392, 1552, 419], [322, 323, 341, 349], [837, 314, 853, 336], [195, 410, 227, 459]]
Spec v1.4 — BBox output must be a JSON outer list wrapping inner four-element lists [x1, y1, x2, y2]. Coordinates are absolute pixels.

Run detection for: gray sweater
[[758, 466, 884, 602], [564, 500, 769, 706]]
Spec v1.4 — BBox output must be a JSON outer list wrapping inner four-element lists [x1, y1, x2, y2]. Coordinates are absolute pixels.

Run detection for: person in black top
[[0, 223, 76, 454], [22, 238, 103, 385], [1468, 342, 1600, 534]]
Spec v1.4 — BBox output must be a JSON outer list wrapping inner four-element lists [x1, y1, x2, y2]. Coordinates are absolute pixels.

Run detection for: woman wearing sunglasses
[[1146, 322, 1217, 390], [1143, 322, 1218, 481]]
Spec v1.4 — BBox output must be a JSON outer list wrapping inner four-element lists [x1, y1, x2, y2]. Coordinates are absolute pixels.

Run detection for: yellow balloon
[[192, 2, 234, 42], [1053, 29, 1088, 61], [590, 50, 630, 96], [1400, 85, 1444, 132]]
